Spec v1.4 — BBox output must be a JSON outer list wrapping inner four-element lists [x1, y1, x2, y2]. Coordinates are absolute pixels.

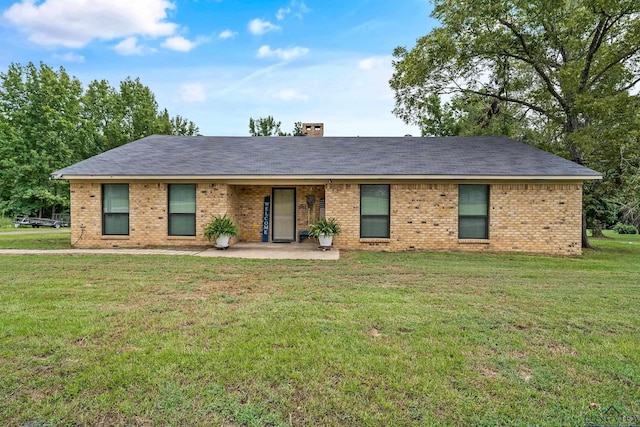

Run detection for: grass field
[[0, 230, 71, 249], [0, 232, 638, 426], [0, 215, 14, 229], [0, 215, 72, 248]]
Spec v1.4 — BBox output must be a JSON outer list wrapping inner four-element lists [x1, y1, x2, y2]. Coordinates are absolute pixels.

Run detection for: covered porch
[[225, 183, 326, 244]]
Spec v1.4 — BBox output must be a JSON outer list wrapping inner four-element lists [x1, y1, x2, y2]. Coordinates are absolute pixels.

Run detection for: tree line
[[0, 62, 199, 218]]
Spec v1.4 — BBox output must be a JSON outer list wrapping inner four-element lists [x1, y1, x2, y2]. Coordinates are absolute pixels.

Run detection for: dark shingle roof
[[53, 135, 601, 179]]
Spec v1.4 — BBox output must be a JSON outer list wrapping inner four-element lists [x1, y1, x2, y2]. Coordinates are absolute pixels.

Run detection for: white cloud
[[3, 0, 177, 48], [162, 36, 198, 52], [276, 2, 310, 21], [276, 7, 290, 20], [182, 55, 418, 137], [293, 1, 311, 19], [273, 88, 308, 101], [53, 52, 85, 63], [358, 56, 389, 71], [107, 54, 419, 139], [248, 18, 280, 35], [257, 45, 309, 61], [114, 37, 152, 56], [218, 29, 236, 39], [179, 83, 207, 103]]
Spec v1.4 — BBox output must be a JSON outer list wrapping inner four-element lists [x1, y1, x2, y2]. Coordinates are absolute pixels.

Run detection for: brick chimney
[[303, 123, 324, 137]]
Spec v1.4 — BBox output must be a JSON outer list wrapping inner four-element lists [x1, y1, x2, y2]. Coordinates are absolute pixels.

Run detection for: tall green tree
[[249, 116, 283, 136], [118, 77, 160, 142], [0, 62, 200, 217], [157, 109, 200, 136], [82, 79, 122, 153], [249, 116, 304, 136], [419, 94, 553, 148], [0, 62, 86, 216], [83, 81, 200, 153], [391, 0, 640, 247], [292, 121, 304, 136]]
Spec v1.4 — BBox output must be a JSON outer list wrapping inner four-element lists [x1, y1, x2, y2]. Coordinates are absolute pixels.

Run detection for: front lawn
[[0, 230, 71, 249], [0, 233, 638, 426]]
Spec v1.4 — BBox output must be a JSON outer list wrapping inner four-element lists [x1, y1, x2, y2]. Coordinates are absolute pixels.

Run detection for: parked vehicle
[[14, 214, 70, 229]]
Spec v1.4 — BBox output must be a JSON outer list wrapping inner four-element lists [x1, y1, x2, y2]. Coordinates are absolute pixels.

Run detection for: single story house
[[52, 134, 601, 255]]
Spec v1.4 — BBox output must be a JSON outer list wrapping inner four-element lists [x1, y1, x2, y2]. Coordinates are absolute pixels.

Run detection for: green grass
[[0, 215, 16, 229], [0, 231, 71, 249], [0, 232, 638, 426], [0, 226, 50, 232]]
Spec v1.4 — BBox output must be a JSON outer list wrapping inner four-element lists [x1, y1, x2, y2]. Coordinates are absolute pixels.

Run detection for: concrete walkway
[[0, 242, 340, 260]]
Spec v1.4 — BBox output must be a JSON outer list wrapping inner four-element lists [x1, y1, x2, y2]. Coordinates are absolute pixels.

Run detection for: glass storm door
[[272, 188, 296, 242]]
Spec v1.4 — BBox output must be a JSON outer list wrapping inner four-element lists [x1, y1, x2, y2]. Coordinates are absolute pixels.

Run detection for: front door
[[272, 188, 296, 242]]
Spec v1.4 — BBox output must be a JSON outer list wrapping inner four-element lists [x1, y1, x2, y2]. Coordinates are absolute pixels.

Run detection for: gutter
[[51, 174, 603, 182]]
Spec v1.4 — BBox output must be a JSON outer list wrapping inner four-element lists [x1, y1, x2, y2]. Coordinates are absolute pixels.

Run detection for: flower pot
[[215, 235, 231, 248], [318, 234, 333, 247]]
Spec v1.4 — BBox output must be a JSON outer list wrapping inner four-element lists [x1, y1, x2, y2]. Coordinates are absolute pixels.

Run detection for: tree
[[390, 0, 640, 247], [0, 62, 86, 216], [292, 121, 304, 136], [164, 110, 200, 136], [416, 95, 460, 137], [581, 93, 640, 233], [82, 79, 123, 153], [118, 77, 160, 142], [248, 116, 303, 136], [249, 116, 282, 136], [84, 83, 199, 153], [419, 93, 554, 148], [0, 62, 200, 217], [155, 109, 200, 136]]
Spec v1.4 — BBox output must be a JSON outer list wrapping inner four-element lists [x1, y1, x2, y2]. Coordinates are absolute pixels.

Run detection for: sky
[[0, 0, 437, 136]]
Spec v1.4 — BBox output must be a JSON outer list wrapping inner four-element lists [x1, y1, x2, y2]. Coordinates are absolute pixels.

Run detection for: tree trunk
[[565, 119, 592, 249], [591, 219, 604, 238], [582, 209, 592, 249]]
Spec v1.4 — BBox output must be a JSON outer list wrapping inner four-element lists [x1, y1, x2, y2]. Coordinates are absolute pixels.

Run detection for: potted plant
[[203, 214, 239, 248], [308, 217, 341, 247]]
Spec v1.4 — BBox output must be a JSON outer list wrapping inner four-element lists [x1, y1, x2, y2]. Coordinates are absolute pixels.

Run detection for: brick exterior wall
[[70, 181, 233, 248], [326, 182, 583, 255], [69, 181, 324, 248], [69, 180, 583, 255]]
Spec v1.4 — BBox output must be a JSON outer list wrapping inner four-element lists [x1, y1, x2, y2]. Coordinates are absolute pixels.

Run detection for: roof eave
[[52, 174, 603, 182]]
